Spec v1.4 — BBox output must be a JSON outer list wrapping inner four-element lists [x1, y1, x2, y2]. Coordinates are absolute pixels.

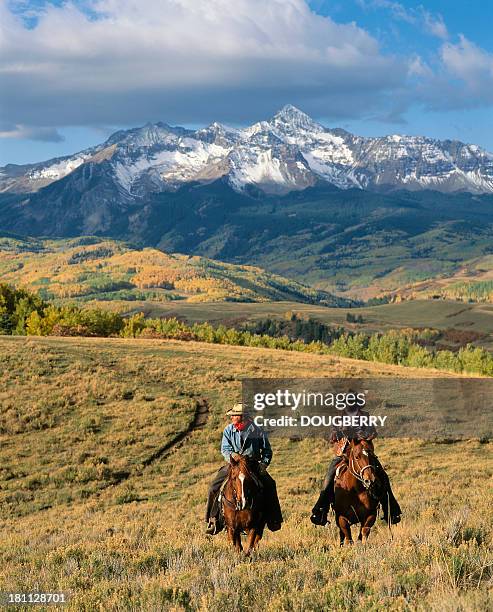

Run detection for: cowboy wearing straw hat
[[205, 402, 283, 535]]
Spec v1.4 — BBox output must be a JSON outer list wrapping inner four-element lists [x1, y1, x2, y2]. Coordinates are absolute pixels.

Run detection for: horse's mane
[[228, 455, 256, 480], [351, 438, 374, 451]]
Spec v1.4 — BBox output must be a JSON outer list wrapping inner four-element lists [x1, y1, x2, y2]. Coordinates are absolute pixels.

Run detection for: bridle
[[347, 443, 376, 492], [222, 462, 255, 511]]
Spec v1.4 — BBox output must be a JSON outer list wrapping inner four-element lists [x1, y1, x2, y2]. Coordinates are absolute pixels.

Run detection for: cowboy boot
[[379, 491, 402, 525], [389, 494, 402, 524], [310, 489, 332, 525]]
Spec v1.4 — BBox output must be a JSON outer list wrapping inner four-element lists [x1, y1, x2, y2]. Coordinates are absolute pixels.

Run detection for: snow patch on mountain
[[28, 156, 90, 180], [3, 104, 493, 196], [160, 140, 231, 183], [113, 140, 231, 193], [302, 151, 357, 189], [229, 149, 286, 187]]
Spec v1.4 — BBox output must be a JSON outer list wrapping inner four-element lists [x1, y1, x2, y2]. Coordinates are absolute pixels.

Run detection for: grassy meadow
[[114, 298, 493, 331], [384, 253, 493, 304], [0, 336, 492, 611], [106, 298, 493, 352]]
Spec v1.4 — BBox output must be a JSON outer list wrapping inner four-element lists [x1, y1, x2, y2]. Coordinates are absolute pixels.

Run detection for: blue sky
[[1, 0, 492, 165]]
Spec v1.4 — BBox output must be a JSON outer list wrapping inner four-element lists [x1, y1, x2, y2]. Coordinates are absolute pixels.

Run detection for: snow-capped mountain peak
[[271, 104, 325, 135], [2, 106, 493, 197]]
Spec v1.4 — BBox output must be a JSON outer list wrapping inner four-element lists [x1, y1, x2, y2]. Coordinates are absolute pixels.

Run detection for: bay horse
[[333, 439, 380, 545], [221, 454, 266, 555]]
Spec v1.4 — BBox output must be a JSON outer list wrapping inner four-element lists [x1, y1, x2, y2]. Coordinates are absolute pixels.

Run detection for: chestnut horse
[[221, 454, 266, 555], [334, 439, 380, 545]]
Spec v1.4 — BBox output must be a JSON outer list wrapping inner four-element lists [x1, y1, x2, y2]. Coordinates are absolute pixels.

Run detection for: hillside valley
[[0, 236, 350, 306], [2, 186, 493, 300]]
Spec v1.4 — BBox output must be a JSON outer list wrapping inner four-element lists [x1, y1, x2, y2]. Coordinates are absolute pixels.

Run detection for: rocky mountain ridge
[[2, 105, 493, 197]]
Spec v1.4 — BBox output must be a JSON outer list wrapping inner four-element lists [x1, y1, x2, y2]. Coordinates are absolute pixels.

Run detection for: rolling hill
[[383, 253, 493, 303], [0, 335, 491, 610], [0, 236, 352, 307]]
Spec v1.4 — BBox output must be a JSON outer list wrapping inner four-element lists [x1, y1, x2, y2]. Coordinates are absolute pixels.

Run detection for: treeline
[[242, 313, 345, 344], [121, 315, 493, 376], [328, 331, 493, 375], [2, 283, 493, 376], [0, 284, 46, 335], [433, 280, 493, 303], [366, 295, 392, 306], [0, 283, 123, 337]]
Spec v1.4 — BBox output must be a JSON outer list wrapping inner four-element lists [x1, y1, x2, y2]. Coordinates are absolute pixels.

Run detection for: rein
[[347, 445, 376, 491], [222, 462, 256, 511], [222, 487, 245, 511]]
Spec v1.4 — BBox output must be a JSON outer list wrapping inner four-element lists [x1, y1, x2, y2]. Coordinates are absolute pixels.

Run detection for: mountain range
[[2, 106, 493, 299], [2, 105, 493, 198]]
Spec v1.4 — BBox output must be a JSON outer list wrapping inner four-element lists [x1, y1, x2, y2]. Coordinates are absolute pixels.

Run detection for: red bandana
[[234, 420, 249, 431]]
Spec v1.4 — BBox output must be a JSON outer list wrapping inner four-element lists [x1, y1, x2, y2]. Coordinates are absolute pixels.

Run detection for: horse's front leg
[[227, 526, 236, 549], [233, 529, 243, 553], [244, 528, 257, 556], [337, 515, 353, 545], [359, 513, 377, 544], [359, 526, 370, 543], [335, 513, 345, 545]]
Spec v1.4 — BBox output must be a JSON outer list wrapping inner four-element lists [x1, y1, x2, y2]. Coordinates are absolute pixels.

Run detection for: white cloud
[[0, 0, 404, 128], [422, 10, 448, 40], [441, 35, 493, 95], [358, 0, 415, 24], [358, 0, 449, 40], [2, 0, 490, 138], [0, 124, 64, 142], [409, 35, 493, 113]]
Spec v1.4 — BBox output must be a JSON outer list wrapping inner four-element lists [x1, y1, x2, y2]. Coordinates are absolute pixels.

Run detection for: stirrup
[[205, 518, 220, 535]]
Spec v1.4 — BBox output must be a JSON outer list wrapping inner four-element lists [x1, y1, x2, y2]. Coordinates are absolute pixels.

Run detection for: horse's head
[[349, 439, 377, 490], [229, 454, 256, 511]]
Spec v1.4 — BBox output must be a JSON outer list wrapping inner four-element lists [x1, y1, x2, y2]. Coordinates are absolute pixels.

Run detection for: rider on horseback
[[205, 403, 283, 535], [310, 402, 402, 527]]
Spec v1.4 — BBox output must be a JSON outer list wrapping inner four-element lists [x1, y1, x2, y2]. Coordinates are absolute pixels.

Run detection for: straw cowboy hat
[[225, 403, 250, 416]]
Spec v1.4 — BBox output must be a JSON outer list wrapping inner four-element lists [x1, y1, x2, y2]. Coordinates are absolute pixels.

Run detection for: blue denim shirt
[[221, 421, 273, 465]]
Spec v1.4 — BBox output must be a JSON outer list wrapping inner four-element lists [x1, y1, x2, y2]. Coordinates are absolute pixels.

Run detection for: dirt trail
[[91, 398, 210, 495], [141, 397, 209, 467]]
